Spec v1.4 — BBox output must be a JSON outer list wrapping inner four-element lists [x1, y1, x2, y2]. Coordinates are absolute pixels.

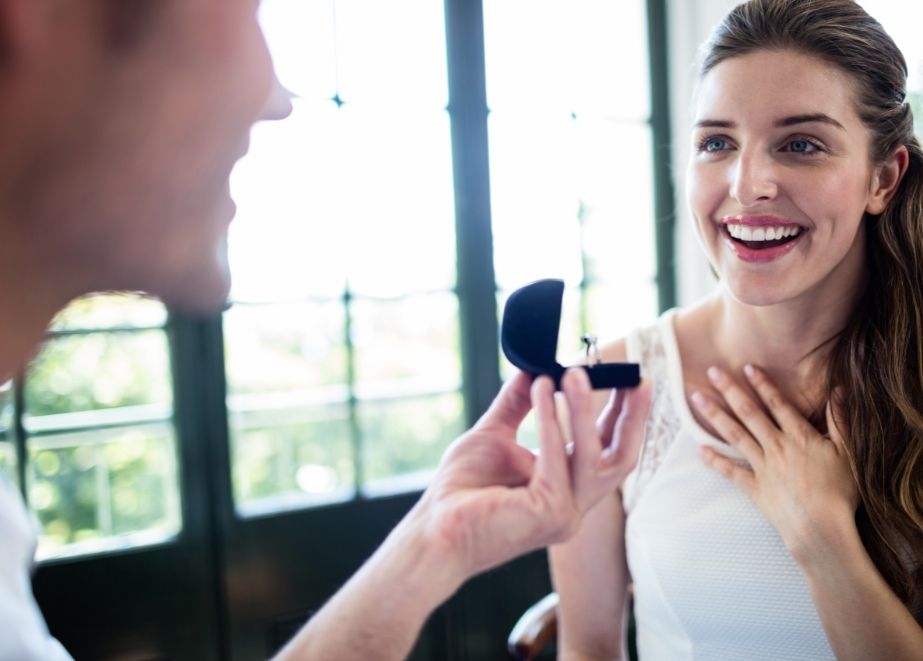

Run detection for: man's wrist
[[372, 500, 468, 617]]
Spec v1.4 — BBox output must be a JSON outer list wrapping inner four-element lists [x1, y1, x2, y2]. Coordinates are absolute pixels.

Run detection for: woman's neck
[[704, 280, 862, 411]]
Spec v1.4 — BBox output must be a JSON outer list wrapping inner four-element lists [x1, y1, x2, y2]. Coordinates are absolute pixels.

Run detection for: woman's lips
[[719, 222, 805, 263]]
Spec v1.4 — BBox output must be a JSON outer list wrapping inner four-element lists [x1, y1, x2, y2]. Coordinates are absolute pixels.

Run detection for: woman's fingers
[[743, 365, 814, 438], [706, 366, 780, 446], [691, 389, 764, 465], [700, 445, 757, 495]]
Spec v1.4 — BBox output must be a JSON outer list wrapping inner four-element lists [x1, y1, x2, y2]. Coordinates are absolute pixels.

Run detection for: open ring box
[[500, 279, 641, 390]]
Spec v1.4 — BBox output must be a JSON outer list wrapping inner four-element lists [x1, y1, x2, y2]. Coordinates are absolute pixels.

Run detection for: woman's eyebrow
[[692, 114, 846, 130], [775, 113, 846, 130]]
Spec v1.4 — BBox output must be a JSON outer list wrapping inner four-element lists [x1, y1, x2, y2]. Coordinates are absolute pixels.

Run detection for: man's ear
[[866, 144, 910, 215]]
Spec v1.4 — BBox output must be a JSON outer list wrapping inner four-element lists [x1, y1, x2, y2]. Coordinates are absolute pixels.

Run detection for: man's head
[[0, 0, 287, 312]]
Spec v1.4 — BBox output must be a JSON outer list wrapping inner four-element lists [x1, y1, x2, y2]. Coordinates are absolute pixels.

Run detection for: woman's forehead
[[693, 49, 862, 127]]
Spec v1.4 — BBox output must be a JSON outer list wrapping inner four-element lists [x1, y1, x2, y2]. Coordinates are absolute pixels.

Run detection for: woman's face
[[687, 49, 883, 307]]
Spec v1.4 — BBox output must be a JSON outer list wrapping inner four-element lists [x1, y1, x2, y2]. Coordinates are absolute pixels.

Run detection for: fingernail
[[706, 366, 725, 384], [743, 364, 756, 379], [691, 390, 708, 409]]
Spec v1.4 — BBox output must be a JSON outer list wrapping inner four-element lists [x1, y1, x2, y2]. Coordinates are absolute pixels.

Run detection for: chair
[[506, 592, 559, 660], [507, 590, 637, 661]]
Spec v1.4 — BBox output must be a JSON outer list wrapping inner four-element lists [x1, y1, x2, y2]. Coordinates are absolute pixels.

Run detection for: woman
[[550, 1, 923, 659]]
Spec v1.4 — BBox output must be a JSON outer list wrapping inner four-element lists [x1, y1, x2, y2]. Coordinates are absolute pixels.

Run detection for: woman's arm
[[550, 339, 637, 661], [796, 509, 922, 661], [550, 491, 632, 661], [695, 365, 923, 661]]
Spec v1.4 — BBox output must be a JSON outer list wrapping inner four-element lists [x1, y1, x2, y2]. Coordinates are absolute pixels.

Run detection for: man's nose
[[260, 74, 294, 122], [729, 149, 778, 206]]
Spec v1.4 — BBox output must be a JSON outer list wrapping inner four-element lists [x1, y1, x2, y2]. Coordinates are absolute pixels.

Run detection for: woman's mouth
[[720, 221, 806, 263]]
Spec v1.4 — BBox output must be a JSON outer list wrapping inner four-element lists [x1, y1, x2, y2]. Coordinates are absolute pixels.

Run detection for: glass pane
[[224, 301, 347, 395], [260, 0, 337, 101], [50, 293, 167, 332], [360, 393, 463, 493], [24, 331, 172, 418], [230, 404, 354, 515], [577, 123, 656, 284], [489, 111, 586, 289], [337, 107, 456, 297], [335, 0, 448, 107], [28, 423, 180, 560], [351, 293, 461, 397], [585, 280, 658, 346], [483, 0, 649, 119], [229, 105, 456, 301], [230, 98, 349, 301]]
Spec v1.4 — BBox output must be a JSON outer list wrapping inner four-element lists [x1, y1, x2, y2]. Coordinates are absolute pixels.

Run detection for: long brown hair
[[702, 0, 923, 615]]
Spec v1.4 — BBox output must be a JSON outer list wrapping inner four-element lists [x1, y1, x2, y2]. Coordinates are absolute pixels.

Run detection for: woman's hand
[[691, 364, 858, 565]]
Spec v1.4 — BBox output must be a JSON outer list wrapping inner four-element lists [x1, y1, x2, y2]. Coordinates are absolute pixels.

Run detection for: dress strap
[[623, 311, 683, 513]]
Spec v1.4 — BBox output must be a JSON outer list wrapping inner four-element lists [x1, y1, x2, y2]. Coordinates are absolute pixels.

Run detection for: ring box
[[500, 279, 641, 390]]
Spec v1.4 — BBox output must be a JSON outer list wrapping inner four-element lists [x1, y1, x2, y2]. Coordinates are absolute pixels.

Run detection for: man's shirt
[[0, 475, 71, 659]]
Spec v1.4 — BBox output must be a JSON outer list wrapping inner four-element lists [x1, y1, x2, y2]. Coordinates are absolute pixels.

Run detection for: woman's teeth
[[726, 224, 801, 241]]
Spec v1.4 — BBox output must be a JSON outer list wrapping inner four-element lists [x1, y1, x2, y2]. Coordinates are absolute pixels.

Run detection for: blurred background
[[1, 1, 921, 659]]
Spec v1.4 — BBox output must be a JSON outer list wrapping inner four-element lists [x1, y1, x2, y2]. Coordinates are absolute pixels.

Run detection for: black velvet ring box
[[500, 279, 641, 390]]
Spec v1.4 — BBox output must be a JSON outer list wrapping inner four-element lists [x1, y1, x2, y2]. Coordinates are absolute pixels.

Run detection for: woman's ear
[[866, 144, 910, 215]]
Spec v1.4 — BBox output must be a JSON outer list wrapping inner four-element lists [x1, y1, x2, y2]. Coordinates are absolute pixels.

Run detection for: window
[[484, 0, 658, 365], [8, 294, 180, 560], [225, 0, 669, 510], [225, 0, 464, 514]]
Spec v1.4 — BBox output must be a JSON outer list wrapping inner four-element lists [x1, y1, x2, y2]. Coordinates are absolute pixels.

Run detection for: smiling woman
[[550, 2, 923, 660]]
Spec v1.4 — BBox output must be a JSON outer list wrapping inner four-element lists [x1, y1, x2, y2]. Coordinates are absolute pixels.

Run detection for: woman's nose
[[729, 150, 778, 206]]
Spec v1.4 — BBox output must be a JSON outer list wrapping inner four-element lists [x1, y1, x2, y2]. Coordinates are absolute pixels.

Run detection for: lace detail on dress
[[626, 319, 683, 510]]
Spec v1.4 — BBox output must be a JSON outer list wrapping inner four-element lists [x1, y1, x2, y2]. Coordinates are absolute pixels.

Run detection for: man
[[0, 1, 651, 658]]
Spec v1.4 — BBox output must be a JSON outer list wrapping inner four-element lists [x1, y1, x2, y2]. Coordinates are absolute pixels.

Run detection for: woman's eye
[[700, 137, 728, 153], [786, 138, 820, 154]]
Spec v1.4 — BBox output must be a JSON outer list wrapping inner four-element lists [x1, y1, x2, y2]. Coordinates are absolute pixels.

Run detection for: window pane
[[483, 0, 649, 120], [229, 108, 456, 301], [29, 423, 180, 560], [334, 0, 448, 107], [0, 380, 14, 483], [230, 99, 348, 301], [336, 107, 456, 298], [576, 123, 656, 284], [260, 0, 337, 101], [225, 301, 347, 394], [24, 331, 172, 418], [360, 393, 463, 493], [488, 112, 586, 289], [352, 294, 461, 396], [50, 293, 167, 331], [230, 404, 354, 515]]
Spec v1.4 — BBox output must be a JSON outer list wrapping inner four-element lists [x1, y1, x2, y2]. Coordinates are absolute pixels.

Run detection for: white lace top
[[621, 311, 836, 660]]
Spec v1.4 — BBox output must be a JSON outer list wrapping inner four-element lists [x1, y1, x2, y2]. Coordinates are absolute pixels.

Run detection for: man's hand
[[274, 368, 651, 661], [413, 368, 652, 583]]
